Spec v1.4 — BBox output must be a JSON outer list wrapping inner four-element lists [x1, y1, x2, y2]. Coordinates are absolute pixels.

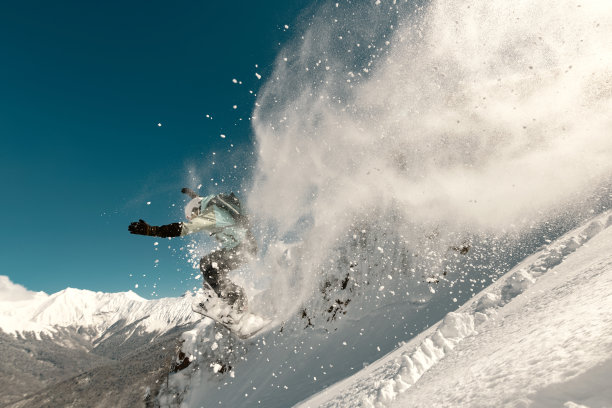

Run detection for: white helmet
[[184, 197, 203, 220]]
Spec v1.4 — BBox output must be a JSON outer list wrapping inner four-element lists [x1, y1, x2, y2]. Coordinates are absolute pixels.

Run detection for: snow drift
[[300, 210, 612, 407]]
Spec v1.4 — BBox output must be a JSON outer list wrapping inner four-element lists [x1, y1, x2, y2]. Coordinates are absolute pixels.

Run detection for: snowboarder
[[128, 188, 257, 312]]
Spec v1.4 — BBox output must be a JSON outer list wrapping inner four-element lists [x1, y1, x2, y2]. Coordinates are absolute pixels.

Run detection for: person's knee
[[203, 270, 220, 292], [200, 252, 221, 271], [199, 256, 210, 273], [200, 256, 218, 286]]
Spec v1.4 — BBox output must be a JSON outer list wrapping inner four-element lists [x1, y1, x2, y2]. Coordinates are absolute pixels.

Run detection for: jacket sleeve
[[180, 207, 219, 236], [149, 222, 183, 238]]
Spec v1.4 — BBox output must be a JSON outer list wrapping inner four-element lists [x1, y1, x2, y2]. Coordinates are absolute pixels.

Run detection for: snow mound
[[300, 210, 612, 407]]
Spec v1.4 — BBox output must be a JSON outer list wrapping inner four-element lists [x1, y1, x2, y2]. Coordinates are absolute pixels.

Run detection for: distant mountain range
[[0, 280, 201, 408]]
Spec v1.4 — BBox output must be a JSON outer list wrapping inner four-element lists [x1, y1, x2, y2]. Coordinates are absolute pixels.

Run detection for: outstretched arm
[[128, 219, 183, 238]]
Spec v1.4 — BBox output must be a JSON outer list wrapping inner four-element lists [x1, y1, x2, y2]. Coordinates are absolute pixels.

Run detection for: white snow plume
[[248, 0, 612, 317]]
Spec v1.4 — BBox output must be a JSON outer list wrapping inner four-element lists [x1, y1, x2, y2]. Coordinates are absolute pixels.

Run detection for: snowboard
[[191, 285, 272, 339]]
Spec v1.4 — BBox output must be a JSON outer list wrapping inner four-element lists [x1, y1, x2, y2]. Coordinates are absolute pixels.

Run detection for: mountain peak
[[0, 280, 200, 339]]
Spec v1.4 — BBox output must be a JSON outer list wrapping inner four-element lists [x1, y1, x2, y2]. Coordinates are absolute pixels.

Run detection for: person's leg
[[200, 249, 226, 294], [200, 247, 247, 310]]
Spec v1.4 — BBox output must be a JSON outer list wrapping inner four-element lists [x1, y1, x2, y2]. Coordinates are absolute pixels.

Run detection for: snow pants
[[200, 246, 247, 309]]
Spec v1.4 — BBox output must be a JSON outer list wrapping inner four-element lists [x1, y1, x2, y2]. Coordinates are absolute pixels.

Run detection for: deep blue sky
[[1, 0, 315, 297]]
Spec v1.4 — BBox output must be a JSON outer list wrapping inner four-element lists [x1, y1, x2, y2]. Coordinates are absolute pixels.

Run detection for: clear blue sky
[[1, 0, 314, 297]]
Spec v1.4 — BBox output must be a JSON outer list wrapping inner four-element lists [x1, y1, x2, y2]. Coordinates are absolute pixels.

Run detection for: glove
[[128, 220, 182, 238], [128, 219, 153, 235]]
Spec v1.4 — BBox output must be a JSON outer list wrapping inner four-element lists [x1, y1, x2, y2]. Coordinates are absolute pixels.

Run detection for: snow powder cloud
[[247, 0, 612, 317]]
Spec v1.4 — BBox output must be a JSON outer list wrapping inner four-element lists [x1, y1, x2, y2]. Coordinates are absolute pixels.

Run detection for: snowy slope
[[0, 281, 201, 341], [156, 210, 612, 408], [159, 219, 488, 407], [298, 211, 612, 407]]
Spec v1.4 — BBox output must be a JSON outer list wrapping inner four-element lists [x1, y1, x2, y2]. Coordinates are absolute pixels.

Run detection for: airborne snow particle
[[147, 201, 151, 205], [220, 134, 226, 139], [135, 284, 139, 288], [284, 24, 289, 29], [255, 73, 262, 79], [157, 123, 162, 127], [233, 105, 238, 109], [232, 78, 238, 83]]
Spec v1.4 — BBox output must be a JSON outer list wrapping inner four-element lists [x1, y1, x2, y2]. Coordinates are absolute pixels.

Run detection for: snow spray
[[247, 0, 612, 318]]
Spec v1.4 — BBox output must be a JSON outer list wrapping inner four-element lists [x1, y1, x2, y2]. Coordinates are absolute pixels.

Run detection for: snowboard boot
[[219, 282, 247, 313]]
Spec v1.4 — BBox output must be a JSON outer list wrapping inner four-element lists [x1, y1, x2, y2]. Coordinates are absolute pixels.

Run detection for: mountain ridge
[[0, 284, 200, 342], [0, 281, 203, 407]]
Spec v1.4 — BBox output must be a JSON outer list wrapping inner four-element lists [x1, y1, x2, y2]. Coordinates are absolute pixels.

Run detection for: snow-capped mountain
[[0, 284, 199, 340], [0, 283, 201, 407]]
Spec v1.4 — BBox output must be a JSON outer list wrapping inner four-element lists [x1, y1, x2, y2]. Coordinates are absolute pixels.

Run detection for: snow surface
[[0, 281, 202, 340], [299, 211, 612, 407]]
